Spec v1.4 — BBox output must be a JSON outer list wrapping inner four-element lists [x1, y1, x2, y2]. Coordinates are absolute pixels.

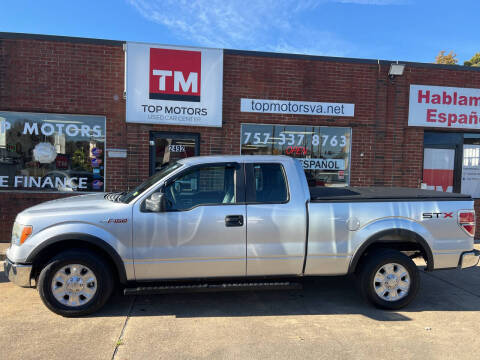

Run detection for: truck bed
[[309, 186, 471, 202]]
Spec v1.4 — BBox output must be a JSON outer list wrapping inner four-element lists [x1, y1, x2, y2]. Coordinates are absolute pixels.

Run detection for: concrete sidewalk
[[1, 260, 480, 360], [0, 243, 8, 261]]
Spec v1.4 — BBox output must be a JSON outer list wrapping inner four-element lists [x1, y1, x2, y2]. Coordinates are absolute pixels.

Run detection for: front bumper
[[3, 257, 33, 287], [459, 249, 480, 269]]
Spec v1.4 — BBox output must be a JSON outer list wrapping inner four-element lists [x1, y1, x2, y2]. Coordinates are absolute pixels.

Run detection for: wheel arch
[[348, 228, 434, 274], [27, 233, 127, 284]]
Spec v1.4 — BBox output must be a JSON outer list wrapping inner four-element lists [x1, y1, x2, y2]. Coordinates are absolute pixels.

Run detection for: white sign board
[[107, 148, 127, 158], [409, 85, 480, 130], [126, 42, 223, 127], [241, 98, 354, 117], [462, 144, 480, 198], [298, 158, 345, 170]]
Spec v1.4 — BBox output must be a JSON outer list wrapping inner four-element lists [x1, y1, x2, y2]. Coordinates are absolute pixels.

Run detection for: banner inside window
[[0, 111, 106, 192], [240, 124, 351, 187]]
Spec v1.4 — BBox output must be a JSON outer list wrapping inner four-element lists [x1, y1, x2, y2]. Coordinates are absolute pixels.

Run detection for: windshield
[[120, 162, 183, 203]]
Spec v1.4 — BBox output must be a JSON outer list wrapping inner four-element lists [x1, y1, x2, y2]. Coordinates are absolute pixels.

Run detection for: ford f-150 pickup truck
[[4, 155, 480, 316]]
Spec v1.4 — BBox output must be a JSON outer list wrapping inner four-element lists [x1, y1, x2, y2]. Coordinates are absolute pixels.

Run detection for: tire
[[358, 249, 420, 310], [37, 249, 114, 317]]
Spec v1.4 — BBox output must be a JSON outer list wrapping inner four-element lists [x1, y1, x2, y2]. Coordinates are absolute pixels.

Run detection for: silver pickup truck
[[4, 155, 480, 316]]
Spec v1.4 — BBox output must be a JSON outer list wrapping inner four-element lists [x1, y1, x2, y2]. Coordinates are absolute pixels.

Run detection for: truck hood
[[19, 193, 120, 216]]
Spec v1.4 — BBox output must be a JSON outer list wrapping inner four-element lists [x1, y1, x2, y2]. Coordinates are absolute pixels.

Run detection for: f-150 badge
[[100, 218, 128, 224]]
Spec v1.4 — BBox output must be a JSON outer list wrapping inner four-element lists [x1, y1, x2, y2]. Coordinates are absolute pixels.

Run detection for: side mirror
[[145, 192, 167, 212]]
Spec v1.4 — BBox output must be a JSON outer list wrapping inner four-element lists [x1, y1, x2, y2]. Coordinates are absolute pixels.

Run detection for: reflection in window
[[252, 163, 288, 203], [164, 165, 236, 210], [0, 111, 105, 192], [241, 124, 351, 187]]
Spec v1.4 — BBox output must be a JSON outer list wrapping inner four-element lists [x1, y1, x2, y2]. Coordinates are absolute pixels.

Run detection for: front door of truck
[[132, 163, 246, 280], [245, 162, 307, 276]]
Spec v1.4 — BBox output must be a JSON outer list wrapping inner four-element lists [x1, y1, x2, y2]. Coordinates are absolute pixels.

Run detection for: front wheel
[[37, 249, 114, 317], [358, 249, 420, 310]]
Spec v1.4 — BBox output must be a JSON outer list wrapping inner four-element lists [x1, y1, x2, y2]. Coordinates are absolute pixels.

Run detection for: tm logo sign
[[149, 48, 201, 102]]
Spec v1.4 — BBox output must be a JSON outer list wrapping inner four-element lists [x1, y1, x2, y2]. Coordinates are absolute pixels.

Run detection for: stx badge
[[422, 212, 453, 219]]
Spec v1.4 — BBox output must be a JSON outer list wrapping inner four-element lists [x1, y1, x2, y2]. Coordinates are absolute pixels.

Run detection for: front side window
[[121, 162, 183, 203], [164, 164, 236, 211], [250, 163, 288, 203]]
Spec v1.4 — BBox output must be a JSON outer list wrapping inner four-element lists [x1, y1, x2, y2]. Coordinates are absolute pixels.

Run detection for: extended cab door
[[245, 161, 308, 276], [132, 163, 246, 280]]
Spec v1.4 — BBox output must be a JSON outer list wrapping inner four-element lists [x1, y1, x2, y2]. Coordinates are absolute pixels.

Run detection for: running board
[[124, 281, 302, 296]]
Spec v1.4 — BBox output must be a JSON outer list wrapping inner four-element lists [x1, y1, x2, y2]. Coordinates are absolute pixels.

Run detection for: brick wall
[[0, 192, 72, 241], [0, 36, 125, 241], [1, 34, 480, 241]]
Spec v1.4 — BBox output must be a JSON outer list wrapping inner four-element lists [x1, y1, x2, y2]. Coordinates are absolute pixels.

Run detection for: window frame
[[142, 162, 245, 212], [245, 163, 290, 204]]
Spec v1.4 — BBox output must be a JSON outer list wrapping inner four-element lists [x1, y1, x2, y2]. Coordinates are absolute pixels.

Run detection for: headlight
[[11, 222, 33, 246]]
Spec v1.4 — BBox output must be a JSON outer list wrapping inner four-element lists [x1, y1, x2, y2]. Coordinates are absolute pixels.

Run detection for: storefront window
[[0, 111, 106, 192], [423, 132, 480, 198], [462, 136, 480, 198], [240, 124, 351, 187]]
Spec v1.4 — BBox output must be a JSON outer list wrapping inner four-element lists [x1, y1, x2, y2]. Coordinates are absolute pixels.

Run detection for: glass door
[[423, 148, 455, 192], [150, 131, 200, 175], [423, 132, 463, 193]]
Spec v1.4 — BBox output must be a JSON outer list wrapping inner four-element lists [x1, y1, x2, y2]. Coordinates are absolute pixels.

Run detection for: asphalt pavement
[[1, 255, 480, 360]]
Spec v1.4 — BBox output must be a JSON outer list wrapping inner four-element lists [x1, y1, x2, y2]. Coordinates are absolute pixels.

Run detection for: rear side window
[[248, 163, 288, 203]]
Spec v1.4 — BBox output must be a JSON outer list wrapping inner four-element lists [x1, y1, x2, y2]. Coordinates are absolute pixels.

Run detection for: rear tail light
[[458, 210, 476, 237]]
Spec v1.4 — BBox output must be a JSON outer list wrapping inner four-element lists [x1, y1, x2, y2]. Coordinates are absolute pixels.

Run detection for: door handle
[[225, 215, 244, 227]]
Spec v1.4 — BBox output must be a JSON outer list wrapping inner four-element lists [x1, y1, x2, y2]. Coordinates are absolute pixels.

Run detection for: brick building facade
[[1, 32, 480, 242]]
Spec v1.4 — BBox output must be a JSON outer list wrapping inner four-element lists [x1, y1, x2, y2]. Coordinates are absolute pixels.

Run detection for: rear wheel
[[37, 249, 113, 317], [358, 249, 420, 310]]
